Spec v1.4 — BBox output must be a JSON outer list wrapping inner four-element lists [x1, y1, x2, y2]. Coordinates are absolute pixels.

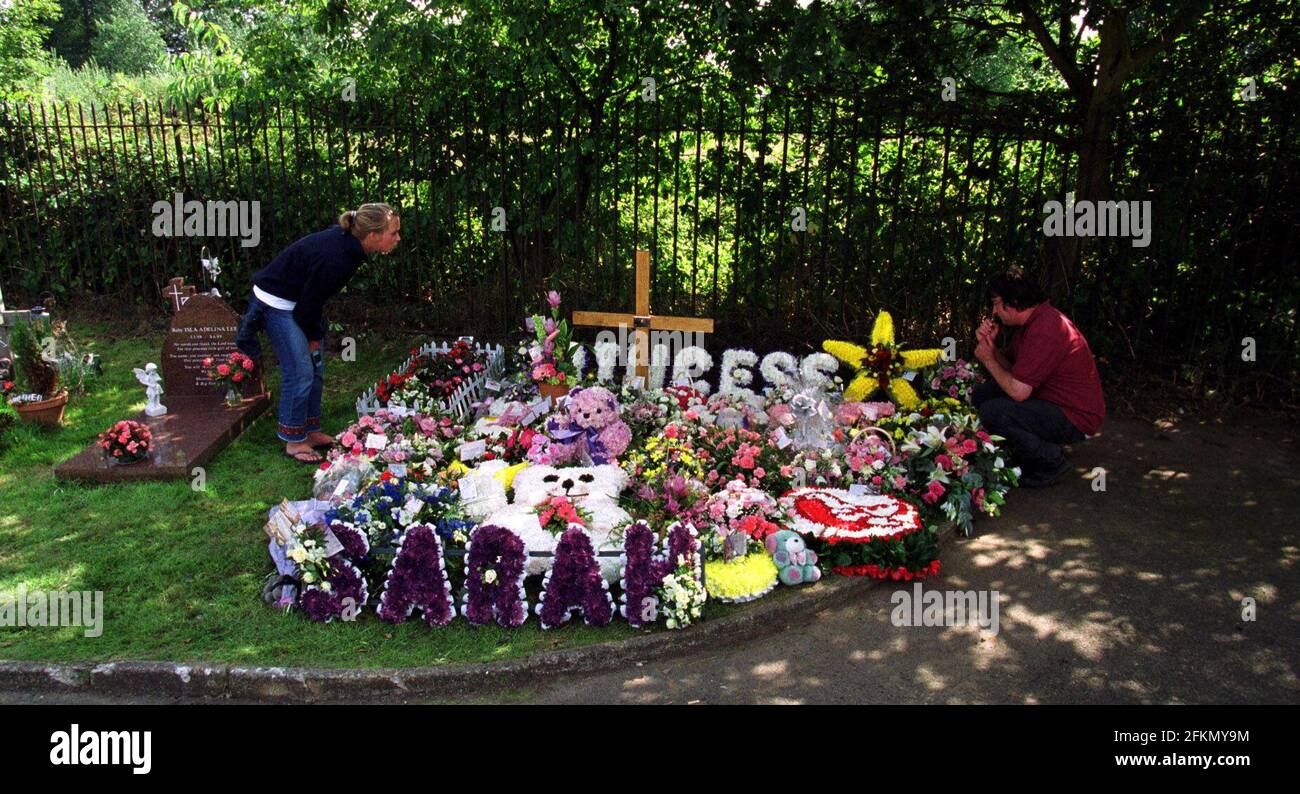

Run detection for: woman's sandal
[[284, 449, 324, 465]]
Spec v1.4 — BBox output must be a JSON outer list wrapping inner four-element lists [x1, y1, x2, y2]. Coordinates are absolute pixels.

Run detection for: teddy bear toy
[[764, 530, 821, 586], [543, 385, 632, 466], [481, 462, 632, 581]]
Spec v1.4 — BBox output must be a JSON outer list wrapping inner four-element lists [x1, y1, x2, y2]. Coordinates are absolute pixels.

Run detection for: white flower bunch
[[656, 564, 707, 630]]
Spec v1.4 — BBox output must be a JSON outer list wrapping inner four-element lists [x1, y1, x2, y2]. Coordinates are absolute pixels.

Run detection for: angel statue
[[201, 247, 222, 297], [134, 363, 167, 417]]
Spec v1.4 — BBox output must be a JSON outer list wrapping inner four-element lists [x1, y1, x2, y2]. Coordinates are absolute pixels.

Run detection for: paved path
[[520, 415, 1300, 704]]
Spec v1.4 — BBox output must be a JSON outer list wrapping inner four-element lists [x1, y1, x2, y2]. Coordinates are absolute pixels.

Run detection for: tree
[[91, 0, 168, 74], [1011, 0, 1209, 295], [1, 0, 61, 94]]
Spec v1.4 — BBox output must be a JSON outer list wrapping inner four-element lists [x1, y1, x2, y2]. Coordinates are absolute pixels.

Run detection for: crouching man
[[972, 272, 1105, 487]]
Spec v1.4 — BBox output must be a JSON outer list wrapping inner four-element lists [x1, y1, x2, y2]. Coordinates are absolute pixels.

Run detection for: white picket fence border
[[356, 338, 507, 420]]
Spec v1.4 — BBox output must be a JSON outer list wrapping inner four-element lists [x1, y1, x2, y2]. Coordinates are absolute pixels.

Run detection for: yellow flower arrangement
[[704, 553, 780, 603], [823, 310, 943, 409]]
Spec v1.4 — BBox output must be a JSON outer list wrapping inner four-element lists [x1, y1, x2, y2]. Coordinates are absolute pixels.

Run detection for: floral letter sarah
[[462, 525, 529, 628], [619, 521, 701, 627], [376, 524, 455, 626], [536, 526, 614, 629]]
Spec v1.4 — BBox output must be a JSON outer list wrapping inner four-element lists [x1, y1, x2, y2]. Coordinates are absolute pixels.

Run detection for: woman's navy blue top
[[251, 225, 368, 341]]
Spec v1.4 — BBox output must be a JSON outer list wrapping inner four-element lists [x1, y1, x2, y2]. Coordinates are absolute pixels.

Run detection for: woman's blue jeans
[[235, 293, 323, 443]]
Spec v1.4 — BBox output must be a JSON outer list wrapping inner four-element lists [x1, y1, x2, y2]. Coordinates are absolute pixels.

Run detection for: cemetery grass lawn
[[0, 319, 670, 669]]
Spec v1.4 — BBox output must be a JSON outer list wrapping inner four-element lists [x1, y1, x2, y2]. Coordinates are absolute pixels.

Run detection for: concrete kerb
[[0, 527, 956, 702]]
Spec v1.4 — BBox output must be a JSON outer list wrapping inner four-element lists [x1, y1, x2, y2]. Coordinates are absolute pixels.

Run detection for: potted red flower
[[98, 419, 153, 465], [204, 351, 256, 406]]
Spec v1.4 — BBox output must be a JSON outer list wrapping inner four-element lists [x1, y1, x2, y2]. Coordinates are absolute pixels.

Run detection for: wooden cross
[[572, 249, 714, 380], [161, 277, 196, 313]]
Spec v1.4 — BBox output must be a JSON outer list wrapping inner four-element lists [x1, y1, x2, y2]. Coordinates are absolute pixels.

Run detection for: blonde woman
[[236, 203, 401, 463]]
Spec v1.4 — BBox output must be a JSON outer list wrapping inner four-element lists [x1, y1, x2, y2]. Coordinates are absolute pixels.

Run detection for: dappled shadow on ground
[[528, 417, 1300, 704]]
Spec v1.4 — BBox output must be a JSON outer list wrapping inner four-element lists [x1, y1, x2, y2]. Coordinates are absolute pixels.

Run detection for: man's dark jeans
[[972, 381, 1086, 476]]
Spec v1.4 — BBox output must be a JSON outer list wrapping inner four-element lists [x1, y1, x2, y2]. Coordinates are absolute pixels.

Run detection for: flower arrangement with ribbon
[[823, 311, 943, 409], [98, 419, 152, 463]]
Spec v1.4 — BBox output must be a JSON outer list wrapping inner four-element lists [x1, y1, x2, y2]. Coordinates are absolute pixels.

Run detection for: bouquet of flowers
[[663, 384, 707, 410], [534, 494, 593, 536], [285, 522, 337, 592], [702, 479, 786, 550], [526, 291, 579, 387], [620, 422, 706, 488], [619, 387, 682, 441], [834, 400, 897, 428], [464, 403, 543, 466], [324, 475, 475, 549], [412, 340, 486, 397], [694, 425, 789, 494], [694, 390, 770, 430], [892, 412, 1020, 536], [97, 419, 152, 463], [315, 410, 454, 497], [204, 351, 255, 403], [928, 359, 982, 404], [484, 424, 541, 465], [623, 472, 711, 530], [656, 557, 707, 630]]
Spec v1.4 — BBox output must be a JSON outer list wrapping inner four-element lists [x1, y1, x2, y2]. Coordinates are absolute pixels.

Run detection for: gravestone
[[0, 286, 51, 387], [161, 292, 241, 397], [55, 278, 270, 484]]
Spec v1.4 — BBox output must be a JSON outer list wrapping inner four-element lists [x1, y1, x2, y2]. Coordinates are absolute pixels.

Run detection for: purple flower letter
[[537, 526, 614, 629], [619, 521, 661, 628], [462, 525, 529, 628], [299, 558, 369, 623], [376, 524, 455, 626], [618, 522, 700, 627]]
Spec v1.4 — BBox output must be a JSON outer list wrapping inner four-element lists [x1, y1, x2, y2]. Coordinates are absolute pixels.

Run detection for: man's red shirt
[[1006, 302, 1106, 435]]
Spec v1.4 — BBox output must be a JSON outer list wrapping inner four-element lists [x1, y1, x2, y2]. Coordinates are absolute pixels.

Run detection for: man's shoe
[[1020, 457, 1072, 488]]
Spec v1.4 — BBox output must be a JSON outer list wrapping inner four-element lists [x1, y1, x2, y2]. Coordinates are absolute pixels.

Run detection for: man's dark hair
[[987, 272, 1046, 310]]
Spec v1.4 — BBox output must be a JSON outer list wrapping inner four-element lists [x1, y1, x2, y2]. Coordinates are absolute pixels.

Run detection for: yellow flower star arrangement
[[823, 311, 944, 409]]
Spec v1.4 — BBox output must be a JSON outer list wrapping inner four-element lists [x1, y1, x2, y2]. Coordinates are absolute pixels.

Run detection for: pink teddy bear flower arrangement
[[541, 385, 632, 465]]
